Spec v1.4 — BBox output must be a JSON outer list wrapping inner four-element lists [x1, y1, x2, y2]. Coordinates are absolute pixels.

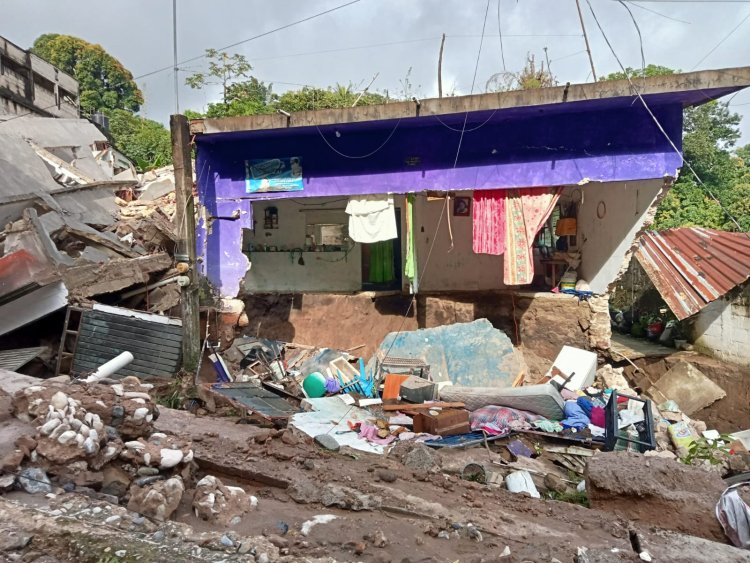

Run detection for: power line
[[625, 1, 692, 24], [690, 10, 750, 70], [585, 0, 750, 235], [133, 0, 364, 81], [497, 0, 507, 72]]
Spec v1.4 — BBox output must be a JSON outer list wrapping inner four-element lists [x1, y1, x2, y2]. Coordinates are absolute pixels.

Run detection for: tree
[[185, 49, 252, 104], [602, 65, 748, 232], [105, 110, 172, 172], [31, 34, 143, 114]]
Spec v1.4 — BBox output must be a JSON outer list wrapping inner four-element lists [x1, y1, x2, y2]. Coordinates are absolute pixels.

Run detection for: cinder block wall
[[692, 283, 750, 367]]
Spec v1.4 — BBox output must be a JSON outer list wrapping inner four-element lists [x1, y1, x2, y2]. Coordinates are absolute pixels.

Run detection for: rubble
[[192, 475, 257, 525], [127, 476, 185, 521]]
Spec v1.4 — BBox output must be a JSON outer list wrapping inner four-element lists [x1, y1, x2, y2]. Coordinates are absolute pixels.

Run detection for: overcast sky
[[4, 0, 750, 142]]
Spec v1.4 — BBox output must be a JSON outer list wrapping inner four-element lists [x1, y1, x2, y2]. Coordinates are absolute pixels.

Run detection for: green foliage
[[602, 64, 750, 232], [548, 489, 590, 507], [32, 33, 143, 114], [486, 53, 557, 92], [185, 49, 252, 104], [681, 434, 734, 466], [600, 64, 676, 81], [105, 109, 171, 172]]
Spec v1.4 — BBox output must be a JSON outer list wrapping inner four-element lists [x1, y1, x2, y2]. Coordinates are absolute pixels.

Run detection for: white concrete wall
[[242, 197, 364, 293], [577, 179, 665, 294], [692, 284, 750, 367], [414, 191, 506, 292]]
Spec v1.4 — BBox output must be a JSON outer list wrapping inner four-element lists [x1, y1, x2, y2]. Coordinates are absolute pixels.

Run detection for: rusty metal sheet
[[636, 228, 750, 320]]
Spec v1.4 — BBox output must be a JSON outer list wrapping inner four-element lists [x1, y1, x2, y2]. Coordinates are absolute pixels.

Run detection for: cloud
[[2, 0, 748, 141]]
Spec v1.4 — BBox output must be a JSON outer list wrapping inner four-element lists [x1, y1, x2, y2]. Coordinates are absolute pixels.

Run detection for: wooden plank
[[381, 402, 465, 412]]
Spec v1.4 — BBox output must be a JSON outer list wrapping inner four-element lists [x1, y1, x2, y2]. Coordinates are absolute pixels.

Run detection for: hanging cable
[[497, 0, 507, 72], [690, 10, 750, 70], [585, 0, 750, 237], [315, 119, 401, 159]]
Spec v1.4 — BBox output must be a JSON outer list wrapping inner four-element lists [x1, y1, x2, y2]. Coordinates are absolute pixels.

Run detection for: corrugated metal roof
[[635, 228, 750, 320], [0, 347, 46, 371]]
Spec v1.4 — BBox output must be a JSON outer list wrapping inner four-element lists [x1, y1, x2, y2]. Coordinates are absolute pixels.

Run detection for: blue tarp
[[371, 319, 524, 387]]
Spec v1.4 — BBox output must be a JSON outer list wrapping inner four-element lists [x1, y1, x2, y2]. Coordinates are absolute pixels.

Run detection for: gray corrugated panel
[[72, 309, 182, 379], [212, 383, 299, 419], [0, 281, 69, 337], [0, 347, 46, 371]]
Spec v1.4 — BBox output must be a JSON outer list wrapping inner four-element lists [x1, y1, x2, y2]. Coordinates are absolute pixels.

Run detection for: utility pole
[[173, 0, 179, 113], [437, 33, 446, 98], [170, 114, 199, 372], [575, 0, 597, 81]]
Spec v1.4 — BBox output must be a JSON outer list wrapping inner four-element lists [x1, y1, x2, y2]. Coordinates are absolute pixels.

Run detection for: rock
[[105, 515, 121, 525], [543, 473, 569, 494], [159, 448, 184, 468], [280, 430, 299, 446], [402, 444, 439, 472], [288, 479, 320, 504], [152, 530, 165, 542], [596, 365, 633, 392], [0, 450, 25, 472], [314, 434, 340, 452], [585, 451, 727, 542], [376, 469, 397, 483], [320, 484, 381, 511], [49, 392, 68, 411], [370, 529, 387, 548], [101, 464, 132, 498], [257, 553, 270, 563], [18, 467, 52, 494], [0, 531, 32, 551], [220, 534, 234, 547], [0, 474, 15, 491], [302, 459, 315, 471], [192, 475, 255, 525], [137, 467, 160, 476], [127, 476, 184, 521], [114, 550, 126, 557], [237, 542, 253, 554]]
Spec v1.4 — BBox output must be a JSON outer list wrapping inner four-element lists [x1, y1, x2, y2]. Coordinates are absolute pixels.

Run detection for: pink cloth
[[472, 190, 507, 255], [358, 423, 397, 446], [503, 187, 561, 285]]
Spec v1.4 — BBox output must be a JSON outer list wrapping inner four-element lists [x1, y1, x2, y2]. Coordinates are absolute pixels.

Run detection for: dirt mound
[[585, 451, 727, 542]]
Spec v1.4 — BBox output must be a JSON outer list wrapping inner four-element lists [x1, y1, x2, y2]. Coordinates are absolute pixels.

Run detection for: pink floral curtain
[[472, 190, 506, 255], [503, 187, 562, 285]]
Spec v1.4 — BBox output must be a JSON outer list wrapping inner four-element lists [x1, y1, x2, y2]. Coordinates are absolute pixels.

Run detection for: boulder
[[127, 476, 184, 521], [192, 475, 257, 525]]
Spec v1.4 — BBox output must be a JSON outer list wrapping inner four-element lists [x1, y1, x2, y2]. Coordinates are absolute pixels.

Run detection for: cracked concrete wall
[[578, 178, 669, 294]]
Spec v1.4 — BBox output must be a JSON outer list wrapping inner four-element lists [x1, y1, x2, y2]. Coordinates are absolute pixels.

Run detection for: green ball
[[303, 372, 327, 398]]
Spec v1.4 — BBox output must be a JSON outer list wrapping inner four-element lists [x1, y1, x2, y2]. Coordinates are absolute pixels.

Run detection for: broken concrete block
[[585, 451, 727, 542], [646, 361, 726, 416]]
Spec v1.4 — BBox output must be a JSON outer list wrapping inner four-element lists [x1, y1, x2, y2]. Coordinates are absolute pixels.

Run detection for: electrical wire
[[497, 0, 507, 72], [690, 10, 750, 70], [624, 1, 692, 23], [618, 1, 646, 74], [133, 0, 364, 81], [379, 1, 494, 362], [315, 119, 401, 159], [585, 0, 750, 236]]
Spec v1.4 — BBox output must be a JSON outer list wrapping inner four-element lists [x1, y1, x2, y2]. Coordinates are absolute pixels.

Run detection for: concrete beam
[[191, 66, 750, 135]]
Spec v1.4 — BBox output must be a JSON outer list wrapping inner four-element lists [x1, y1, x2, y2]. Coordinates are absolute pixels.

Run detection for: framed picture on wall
[[453, 196, 471, 217]]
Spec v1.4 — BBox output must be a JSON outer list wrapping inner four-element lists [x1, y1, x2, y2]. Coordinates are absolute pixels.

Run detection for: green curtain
[[404, 194, 417, 291], [369, 240, 395, 283]]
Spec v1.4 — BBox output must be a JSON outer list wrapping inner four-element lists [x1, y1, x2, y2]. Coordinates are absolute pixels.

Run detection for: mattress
[[439, 383, 565, 420]]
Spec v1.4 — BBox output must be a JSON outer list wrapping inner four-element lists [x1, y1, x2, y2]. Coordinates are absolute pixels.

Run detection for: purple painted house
[[190, 68, 749, 310]]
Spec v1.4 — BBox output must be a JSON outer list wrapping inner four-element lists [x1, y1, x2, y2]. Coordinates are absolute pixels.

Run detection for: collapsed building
[[0, 65, 750, 560]]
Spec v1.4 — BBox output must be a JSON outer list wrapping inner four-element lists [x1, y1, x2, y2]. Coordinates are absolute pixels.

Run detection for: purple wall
[[196, 100, 684, 297]]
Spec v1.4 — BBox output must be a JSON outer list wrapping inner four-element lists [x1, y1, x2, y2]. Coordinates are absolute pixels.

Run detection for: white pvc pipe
[[85, 351, 135, 383]]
